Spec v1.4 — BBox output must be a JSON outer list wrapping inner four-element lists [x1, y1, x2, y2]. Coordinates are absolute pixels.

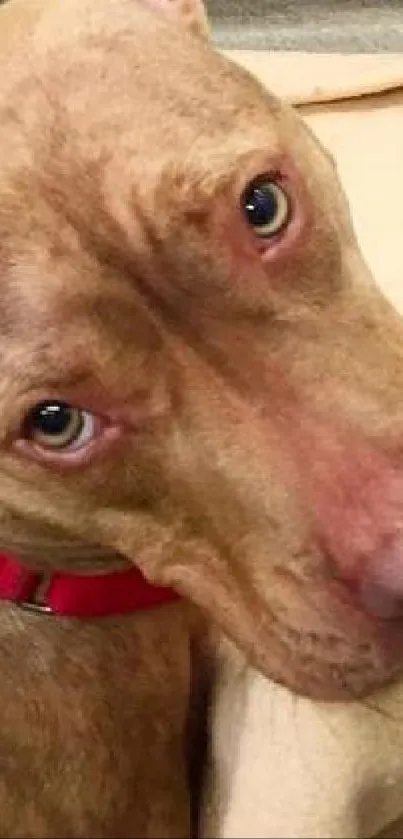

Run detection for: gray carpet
[[1, 0, 402, 53], [207, 0, 403, 52]]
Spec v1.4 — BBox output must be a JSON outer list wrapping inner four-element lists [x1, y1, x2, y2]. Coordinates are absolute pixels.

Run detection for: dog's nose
[[358, 537, 403, 619]]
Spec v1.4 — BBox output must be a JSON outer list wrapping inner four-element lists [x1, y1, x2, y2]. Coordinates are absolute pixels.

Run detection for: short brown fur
[[2, 0, 403, 834]]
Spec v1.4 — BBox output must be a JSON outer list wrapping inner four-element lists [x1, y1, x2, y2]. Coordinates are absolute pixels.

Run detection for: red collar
[[0, 552, 180, 618]]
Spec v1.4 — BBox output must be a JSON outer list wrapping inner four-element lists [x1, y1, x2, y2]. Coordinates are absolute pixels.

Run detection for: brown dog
[[2, 0, 403, 835]]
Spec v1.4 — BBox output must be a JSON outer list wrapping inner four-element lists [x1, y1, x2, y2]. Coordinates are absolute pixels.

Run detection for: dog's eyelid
[[5, 376, 98, 440], [189, 149, 289, 201], [27, 369, 94, 393], [11, 367, 97, 412]]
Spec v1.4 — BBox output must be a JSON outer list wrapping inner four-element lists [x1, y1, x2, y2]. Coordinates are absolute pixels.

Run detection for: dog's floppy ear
[[140, 0, 210, 38]]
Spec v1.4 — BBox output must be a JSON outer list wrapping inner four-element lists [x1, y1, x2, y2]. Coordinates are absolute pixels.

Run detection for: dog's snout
[[314, 462, 403, 621], [316, 466, 403, 621], [285, 409, 403, 623]]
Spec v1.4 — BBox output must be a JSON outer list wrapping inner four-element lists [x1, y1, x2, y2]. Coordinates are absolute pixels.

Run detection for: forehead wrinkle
[[0, 163, 155, 326], [0, 185, 176, 397], [0, 252, 168, 402]]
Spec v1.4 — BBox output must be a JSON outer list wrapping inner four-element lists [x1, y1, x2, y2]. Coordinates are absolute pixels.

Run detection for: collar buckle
[[17, 573, 53, 615]]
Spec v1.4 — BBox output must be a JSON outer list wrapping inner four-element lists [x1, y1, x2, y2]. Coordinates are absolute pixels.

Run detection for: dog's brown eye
[[242, 178, 290, 238], [24, 401, 96, 451]]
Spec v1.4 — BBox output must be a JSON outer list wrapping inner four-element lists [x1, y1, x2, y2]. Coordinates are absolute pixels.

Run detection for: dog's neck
[[0, 551, 179, 618]]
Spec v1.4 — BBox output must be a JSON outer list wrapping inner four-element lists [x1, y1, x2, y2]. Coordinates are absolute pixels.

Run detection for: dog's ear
[[140, 0, 210, 38]]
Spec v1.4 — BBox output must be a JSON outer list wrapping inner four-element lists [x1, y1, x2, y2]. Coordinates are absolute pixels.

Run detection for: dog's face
[[2, 0, 403, 699]]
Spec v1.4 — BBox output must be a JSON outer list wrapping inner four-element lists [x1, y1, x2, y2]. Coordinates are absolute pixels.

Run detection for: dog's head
[[1, 0, 403, 699]]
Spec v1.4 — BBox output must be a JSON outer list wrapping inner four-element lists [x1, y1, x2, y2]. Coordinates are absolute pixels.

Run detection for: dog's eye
[[24, 401, 96, 452], [242, 178, 290, 238]]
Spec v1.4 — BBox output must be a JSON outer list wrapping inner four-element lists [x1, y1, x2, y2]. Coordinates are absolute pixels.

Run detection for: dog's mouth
[[264, 596, 403, 702], [242, 537, 403, 702]]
